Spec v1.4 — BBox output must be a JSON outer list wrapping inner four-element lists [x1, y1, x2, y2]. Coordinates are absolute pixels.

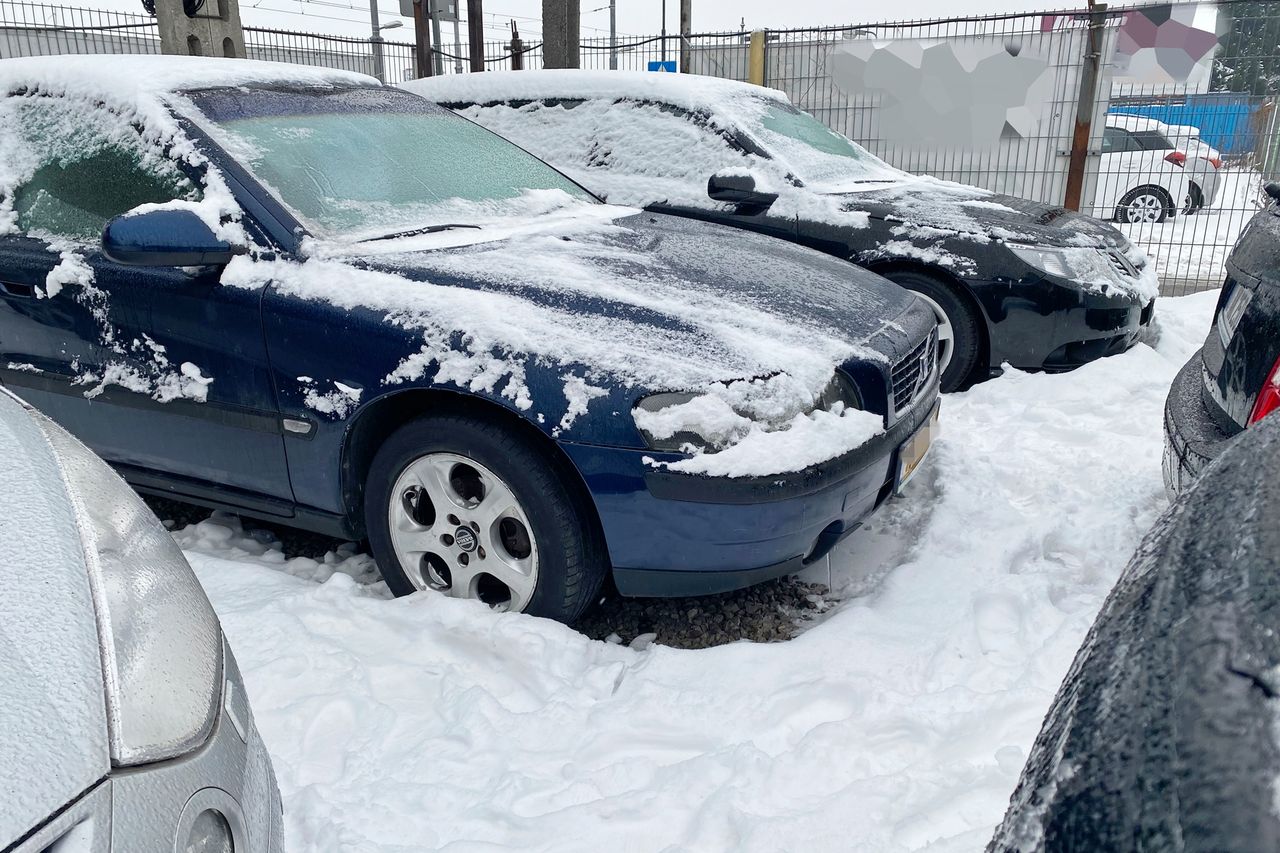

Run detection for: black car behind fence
[[3, 0, 1278, 297]]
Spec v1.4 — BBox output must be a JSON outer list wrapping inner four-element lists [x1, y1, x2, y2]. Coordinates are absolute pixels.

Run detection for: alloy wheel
[[387, 452, 538, 612], [1124, 192, 1166, 224]]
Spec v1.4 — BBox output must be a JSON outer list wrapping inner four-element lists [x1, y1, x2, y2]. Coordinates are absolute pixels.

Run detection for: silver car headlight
[[38, 421, 222, 766], [634, 373, 860, 453]]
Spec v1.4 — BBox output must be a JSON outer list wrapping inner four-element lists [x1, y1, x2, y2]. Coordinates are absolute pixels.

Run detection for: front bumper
[[561, 387, 939, 597], [1163, 348, 1241, 497], [977, 277, 1156, 372], [109, 641, 284, 852]]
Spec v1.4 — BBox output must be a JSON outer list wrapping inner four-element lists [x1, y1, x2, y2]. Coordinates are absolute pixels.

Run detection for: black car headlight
[[1008, 243, 1134, 286], [633, 373, 860, 454]]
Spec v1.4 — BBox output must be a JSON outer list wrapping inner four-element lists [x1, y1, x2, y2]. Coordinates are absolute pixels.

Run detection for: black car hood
[[290, 209, 932, 396], [833, 178, 1128, 249]]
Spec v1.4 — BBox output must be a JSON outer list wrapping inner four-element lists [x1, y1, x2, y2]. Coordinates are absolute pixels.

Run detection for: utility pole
[[153, 0, 245, 57], [467, 0, 484, 72], [431, 4, 444, 75], [510, 19, 524, 70], [609, 0, 617, 69], [661, 0, 667, 63], [412, 0, 432, 77], [452, 15, 463, 73], [542, 0, 580, 69], [369, 0, 385, 82], [679, 0, 690, 72]]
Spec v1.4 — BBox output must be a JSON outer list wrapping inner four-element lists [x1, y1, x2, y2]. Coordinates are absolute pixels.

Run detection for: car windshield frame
[[181, 83, 599, 243]]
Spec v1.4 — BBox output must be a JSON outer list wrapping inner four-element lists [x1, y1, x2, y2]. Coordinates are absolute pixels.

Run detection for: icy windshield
[[746, 100, 900, 191], [188, 86, 593, 241]]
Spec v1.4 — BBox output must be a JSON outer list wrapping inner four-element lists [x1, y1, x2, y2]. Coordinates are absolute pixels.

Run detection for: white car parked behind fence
[[1098, 113, 1217, 223]]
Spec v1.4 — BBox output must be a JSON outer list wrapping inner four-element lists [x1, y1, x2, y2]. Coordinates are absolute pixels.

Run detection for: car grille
[[1105, 249, 1139, 278], [891, 330, 937, 416]]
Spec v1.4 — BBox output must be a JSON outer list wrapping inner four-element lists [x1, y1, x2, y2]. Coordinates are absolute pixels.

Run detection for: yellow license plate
[[896, 402, 940, 493]]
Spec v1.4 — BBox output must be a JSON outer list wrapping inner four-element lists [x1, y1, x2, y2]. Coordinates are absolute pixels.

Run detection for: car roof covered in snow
[[1105, 112, 1169, 134], [0, 54, 377, 103], [402, 68, 790, 114]]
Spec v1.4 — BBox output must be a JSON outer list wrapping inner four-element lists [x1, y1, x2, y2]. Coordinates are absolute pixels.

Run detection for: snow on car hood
[[226, 210, 923, 422], [835, 176, 1130, 250], [0, 391, 110, 844]]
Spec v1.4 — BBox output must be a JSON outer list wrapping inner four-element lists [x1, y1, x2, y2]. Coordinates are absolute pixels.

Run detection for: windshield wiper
[[361, 223, 482, 243]]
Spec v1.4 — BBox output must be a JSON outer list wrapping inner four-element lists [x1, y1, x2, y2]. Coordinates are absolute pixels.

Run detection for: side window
[[1132, 130, 1174, 151], [3, 98, 200, 243], [1101, 126, 1126, 154]]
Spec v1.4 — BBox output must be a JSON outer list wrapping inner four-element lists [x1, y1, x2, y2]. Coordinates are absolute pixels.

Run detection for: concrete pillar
[[542, 0, 579, 69], [156, 0, 245, 58]]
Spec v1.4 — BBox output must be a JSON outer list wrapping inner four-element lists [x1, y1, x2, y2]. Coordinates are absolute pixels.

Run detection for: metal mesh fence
[[677, 4, 1278, 297], [0, 0, 1275, 296]]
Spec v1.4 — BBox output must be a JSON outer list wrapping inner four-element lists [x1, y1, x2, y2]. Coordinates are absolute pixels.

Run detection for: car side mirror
[[707, 170, 779, 211], [102, 208, 239, 268]]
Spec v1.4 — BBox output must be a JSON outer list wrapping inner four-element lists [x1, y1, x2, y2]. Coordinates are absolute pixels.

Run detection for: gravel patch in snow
[[144, 497, 827, 649]]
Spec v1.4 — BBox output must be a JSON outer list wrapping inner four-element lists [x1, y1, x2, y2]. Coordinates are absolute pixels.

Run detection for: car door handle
[[0, 281, 36, 298]]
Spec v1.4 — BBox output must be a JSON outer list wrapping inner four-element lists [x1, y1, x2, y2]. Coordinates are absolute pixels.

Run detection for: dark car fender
[[988, 414, 1280, 852], [258, 286, 647, 536]]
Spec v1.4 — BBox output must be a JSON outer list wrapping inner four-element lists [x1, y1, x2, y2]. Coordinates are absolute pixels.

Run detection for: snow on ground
[[184, 291, 1216, 853], [1118, 168, 1264, 290]]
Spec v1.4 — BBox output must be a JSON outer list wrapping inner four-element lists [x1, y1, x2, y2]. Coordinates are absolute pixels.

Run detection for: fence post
[[1063, 3, 1108, 212], [748, 30, 766, 85]]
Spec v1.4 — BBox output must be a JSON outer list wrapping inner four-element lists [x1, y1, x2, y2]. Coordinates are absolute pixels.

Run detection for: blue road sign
[[647, 60, 678, 72]]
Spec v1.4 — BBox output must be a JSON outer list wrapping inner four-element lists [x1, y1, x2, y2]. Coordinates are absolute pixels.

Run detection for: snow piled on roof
[[418, 80, 869, 223], [0, 55, 376, 102], [404, 70, 897, 220], [404, 68, 789, 114]]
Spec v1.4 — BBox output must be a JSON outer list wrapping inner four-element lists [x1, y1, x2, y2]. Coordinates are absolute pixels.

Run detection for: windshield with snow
[[188, 86, 593, 241], [747, 100, 900, 191]]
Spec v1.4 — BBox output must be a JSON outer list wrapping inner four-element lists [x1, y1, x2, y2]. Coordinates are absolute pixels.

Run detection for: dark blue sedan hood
[[306, 210, 932, 395]]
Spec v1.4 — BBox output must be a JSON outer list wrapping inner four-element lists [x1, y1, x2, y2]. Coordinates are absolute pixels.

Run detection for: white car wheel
[[1118, 188, 1170, 224]]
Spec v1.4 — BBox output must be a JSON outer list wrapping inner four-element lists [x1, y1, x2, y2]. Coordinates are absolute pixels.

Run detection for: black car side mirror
[[707, 170, 779, 211], [102, 208, 239, 268]]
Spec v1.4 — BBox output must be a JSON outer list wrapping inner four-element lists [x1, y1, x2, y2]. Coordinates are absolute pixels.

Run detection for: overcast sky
[[94, 0, 1136, 43]]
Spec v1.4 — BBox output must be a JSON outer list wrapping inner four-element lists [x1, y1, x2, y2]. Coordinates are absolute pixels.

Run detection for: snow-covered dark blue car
[[0, 57, 939, 623]]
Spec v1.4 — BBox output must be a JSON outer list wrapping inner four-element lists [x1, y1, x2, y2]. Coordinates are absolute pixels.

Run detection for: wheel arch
[[864, 258, 992, 374], [339, 387, 606, 548]]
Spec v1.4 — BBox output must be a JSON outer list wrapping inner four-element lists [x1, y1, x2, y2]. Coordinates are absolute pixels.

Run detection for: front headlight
[[1008, 244, 1079, 279], [634, 373, 860, 453], [38, 420, 222, 766], [1008, 243, 1136, 287]]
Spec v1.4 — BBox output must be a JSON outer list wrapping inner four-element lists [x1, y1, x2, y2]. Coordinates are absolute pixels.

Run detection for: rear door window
[[1131, 130, 1174, 151], [0, 97, 199, 242]]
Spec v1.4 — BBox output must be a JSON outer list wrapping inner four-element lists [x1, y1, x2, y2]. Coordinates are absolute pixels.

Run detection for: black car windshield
[[744, 99, 901, 191], [186, 85, 594, 241]]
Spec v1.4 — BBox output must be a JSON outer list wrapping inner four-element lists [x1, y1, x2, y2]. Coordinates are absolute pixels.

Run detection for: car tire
[[1185, 182, 1204, 214], [1115, 186, 1173, 224], [881, 270, 981, 393], [364, 411, 606, 623]]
